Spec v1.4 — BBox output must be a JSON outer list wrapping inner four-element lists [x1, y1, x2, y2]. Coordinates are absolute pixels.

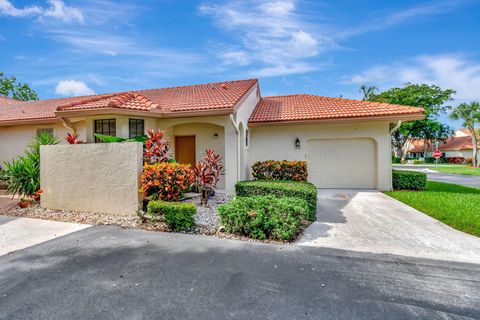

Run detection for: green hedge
[[235, 180, 317, 221], [218, 195, 309, 241], [392, 170, 427, 191], [147, 200, 196, 231]]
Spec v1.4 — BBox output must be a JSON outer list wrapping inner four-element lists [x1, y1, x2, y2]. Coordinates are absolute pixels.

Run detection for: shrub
[[445, 157, 465, 164], [218, 195, 309, 241], [425, 157, 446, 164], [194, 149, 225, 205], [144, 129, 172, 164], [140, 162, 194, 201], [147, 200, 196, 231], [391, 156, 401, 164], [2, 132, 59, 198], [392, 170, 427, 191], [466, 157, 473, 164], [412, 159, 425, 164], [235, 180, 317, 220], [251, 160, 307, 181]]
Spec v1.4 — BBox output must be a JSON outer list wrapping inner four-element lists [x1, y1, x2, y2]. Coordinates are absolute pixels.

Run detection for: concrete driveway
[[393, 165, 480, 188], [298, 190, 480, 264], [0, 215, 90, 256]]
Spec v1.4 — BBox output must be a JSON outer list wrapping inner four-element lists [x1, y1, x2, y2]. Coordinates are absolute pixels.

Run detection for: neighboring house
[[407, 128, 480, 159], [0, 79, 423, 192]]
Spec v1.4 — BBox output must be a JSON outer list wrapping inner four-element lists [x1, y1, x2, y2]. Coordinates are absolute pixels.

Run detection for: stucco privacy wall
[[248, 121, 393, 191], [41, 142, 143, 215]]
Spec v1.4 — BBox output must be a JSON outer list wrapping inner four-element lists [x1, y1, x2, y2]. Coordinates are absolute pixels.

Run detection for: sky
[[1, 0, 480, 129]]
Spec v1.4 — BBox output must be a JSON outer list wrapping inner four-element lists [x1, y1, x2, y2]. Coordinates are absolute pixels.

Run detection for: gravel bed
[[183, 192, 232, 234]]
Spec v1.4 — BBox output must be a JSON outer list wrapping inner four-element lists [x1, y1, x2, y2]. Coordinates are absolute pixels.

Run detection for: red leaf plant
[[194, 149, 225, 205], [65, 132, 84, 144], [140, 162, 194, 202], [144, 129, 172, 164]]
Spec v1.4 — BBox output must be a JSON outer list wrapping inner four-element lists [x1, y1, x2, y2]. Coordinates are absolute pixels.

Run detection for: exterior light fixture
[[213, 133, 219, 140], [295, 137, 301, 149]]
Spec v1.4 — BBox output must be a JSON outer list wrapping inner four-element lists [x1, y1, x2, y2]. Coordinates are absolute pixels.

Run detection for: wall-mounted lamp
[[213, 133, 219, 140], [294, 137, 301, 149]]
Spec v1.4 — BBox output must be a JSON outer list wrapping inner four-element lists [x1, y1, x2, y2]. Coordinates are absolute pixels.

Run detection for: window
[[94, 119, 116, 142], [36, 128, 53, 135], [129, 119, 144, 138], [245, 129, 249, 147]]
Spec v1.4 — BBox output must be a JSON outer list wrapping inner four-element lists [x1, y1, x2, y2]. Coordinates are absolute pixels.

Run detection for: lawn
[[385, 181, 480, 237], [431, 165, 480, 176]]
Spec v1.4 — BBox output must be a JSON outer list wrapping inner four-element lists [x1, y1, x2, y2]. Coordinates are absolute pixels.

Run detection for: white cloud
[[219, 50, 251, 66], [55, 80, 95, 96], [199, 0, 330, 77], [0, 0, 83, 23], [343, 54, 480, 102], [250, 63, 318, 77]]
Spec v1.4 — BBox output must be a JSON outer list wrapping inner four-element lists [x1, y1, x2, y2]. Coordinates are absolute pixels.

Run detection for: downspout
[[390, 120, 402, 134], [60, 116, 76, 134], [230, 114, 240, 183]]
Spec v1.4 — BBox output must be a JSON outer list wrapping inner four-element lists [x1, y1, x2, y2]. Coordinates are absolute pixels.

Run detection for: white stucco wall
[[444, 150, 473, 158], [0, 122, 85, 165], [40, 143, 143, 215], [248, 121, 393, 191]]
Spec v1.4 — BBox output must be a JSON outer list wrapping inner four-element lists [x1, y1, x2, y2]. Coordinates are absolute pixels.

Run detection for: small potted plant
[[18, 198, 31, 208]]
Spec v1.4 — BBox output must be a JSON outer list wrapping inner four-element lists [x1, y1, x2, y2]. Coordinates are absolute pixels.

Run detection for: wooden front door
[[175, 136, 196, 166]]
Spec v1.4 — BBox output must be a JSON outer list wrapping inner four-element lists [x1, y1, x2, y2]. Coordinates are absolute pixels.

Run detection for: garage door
[[306, 139, 376, 188]]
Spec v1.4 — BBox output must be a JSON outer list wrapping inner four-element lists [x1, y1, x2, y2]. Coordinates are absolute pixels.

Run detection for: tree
[[370, 83, 455, 159], [415, 119, 453, 155], [450, 102, 480, 167], [0, 72, 38, 101], [359, 85, 377, 101]]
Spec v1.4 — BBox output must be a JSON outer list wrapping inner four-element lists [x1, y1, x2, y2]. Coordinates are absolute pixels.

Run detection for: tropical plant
[[359, 85, 377, 101], [143, 129, 172, 164], [65, 132, 84, 144], [0, 72, 38, 101], [2, 132, 59, 198], [140, 162, 194, 201], [194, 149, 225, 205], [450, 101, 480, 167]]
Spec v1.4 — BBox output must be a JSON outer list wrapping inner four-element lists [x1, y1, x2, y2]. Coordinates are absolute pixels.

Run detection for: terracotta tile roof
[[0, 96, 22, 106], [0, 79, 258, 124], [249, 94, 424, 124], [408, 136, 478, 152]]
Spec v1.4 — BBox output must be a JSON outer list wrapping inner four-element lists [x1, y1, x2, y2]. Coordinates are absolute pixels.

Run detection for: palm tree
[[450, 102, 480, 167], [359, 85, 377, 101]]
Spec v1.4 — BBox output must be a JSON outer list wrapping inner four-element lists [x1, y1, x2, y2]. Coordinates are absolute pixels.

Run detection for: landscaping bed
[[385, 181, 480, 237]]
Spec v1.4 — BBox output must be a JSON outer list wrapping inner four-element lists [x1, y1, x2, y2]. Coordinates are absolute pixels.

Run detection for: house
[[407, 128, 479, 160], [0, 79, 423, 192]]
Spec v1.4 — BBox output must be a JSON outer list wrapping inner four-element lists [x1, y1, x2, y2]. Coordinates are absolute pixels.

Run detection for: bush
[[425, 157, 446, 164], [147, 200, 196, 231], [445, 157, 465, 164], [392, 170, 427, 191], [251, 160, 307, 181], [235, 180, 317, 220], [466, 157, 473, 164], [218, 195, 309, 241], [140, 162, 194, 201], [392, 156, 401, 164], [412, 159, 425, 164]]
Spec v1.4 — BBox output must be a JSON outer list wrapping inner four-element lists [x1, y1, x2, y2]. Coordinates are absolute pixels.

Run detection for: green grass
[[430, 165, 480, 176], [385, 181, 480, 237]]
